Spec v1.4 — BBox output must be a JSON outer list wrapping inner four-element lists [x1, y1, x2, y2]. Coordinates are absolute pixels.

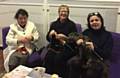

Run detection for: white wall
[[78, 0, 120, 1], [0, 0, 43, 3], [116, 7, 120, 33]]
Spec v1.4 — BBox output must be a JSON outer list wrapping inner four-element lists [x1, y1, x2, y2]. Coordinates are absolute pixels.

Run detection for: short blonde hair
[[58, 5, 69, 14]]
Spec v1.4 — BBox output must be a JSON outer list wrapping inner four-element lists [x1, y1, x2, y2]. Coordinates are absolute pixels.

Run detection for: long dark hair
[[87, 12, 104, 30]]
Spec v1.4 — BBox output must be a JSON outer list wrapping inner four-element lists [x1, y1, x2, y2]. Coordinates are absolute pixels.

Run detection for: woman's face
[[17, 14, 28, 28], [59, 7, 69, 22], [89, 16, 102, 30]]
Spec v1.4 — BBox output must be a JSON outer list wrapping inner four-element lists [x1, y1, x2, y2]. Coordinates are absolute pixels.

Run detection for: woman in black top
[[44, 5, 77, 78], [83, 12, 113, 61], [67, 12, 113, 78]]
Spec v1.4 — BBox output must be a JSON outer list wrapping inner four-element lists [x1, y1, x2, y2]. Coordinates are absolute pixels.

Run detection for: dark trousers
[[9, 51, 29, 71], [43, 47, 76, 78]]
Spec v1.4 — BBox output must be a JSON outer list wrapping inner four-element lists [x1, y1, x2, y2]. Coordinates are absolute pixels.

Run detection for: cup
[[33, 67, 46, 78]]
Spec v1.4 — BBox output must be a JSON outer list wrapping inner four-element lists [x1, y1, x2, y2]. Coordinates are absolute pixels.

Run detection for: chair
[[2, 26, 10, 49], [109, 32, 120, 78], [76, 23, 82, 33]]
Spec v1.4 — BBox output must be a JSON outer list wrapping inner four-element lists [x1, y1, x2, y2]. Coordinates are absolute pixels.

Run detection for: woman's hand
[[49, 30, 57, 38], [85, 42, 94, 50], [56, 34, 67, 40], [56, 34, 67, 45], [17, 35, 33, 43], [17, 37, 29, 43], [76, 39, 84, 45], [25, 35, 33, 41]]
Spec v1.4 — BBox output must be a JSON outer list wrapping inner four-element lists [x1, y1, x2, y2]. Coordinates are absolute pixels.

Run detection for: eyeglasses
[[88, 12, 100, 16], [59, 11, 68, 13]]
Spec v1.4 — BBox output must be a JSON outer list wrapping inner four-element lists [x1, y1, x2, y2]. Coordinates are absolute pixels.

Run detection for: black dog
[[67, 33, 106, 78]]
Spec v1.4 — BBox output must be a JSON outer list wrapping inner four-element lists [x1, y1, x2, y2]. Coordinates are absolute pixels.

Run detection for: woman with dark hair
[[67, 12, 113, 78], [83, 12, 113, 61], [4, 9, 39, 72]]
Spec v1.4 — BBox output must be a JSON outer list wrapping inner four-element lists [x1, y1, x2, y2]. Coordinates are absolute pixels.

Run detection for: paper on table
[[3, 65, 33, 78]]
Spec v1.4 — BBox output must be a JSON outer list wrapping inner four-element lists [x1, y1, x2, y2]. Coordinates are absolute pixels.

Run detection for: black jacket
[[46, 18, 77, 42], [83, 27, 113, 61]]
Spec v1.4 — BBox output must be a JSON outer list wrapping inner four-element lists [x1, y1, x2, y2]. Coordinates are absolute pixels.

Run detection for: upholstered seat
[[2, 26, 10, 49], [76, 23, 82, 33], [109, 32, 120, 78]]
